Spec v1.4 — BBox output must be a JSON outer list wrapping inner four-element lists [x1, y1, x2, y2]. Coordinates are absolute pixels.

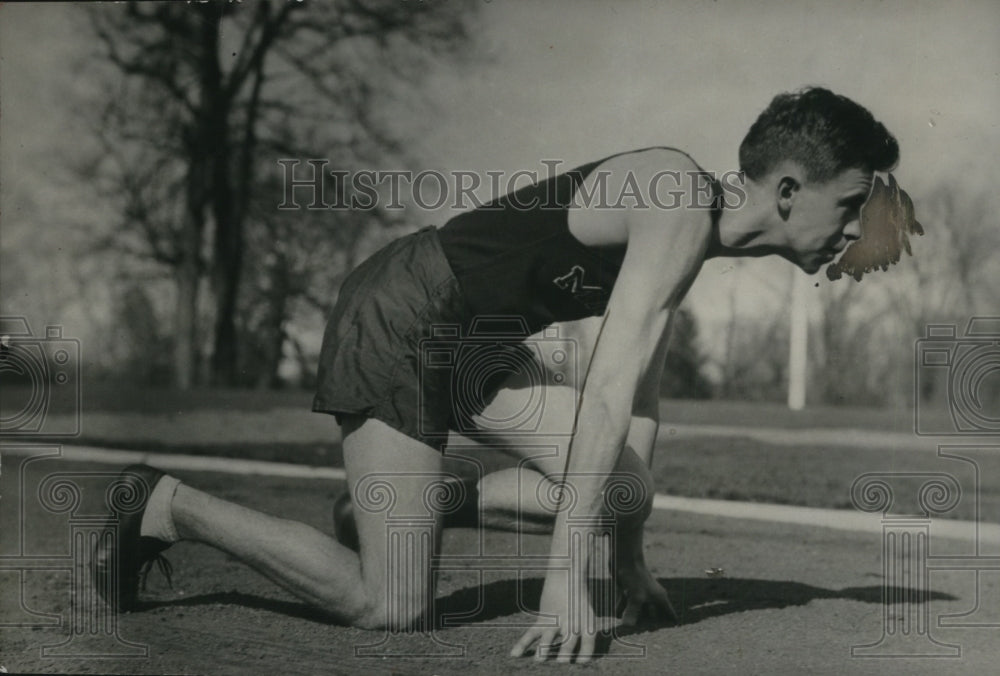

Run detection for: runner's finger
[[535, 629, 558, 661], [556, 633, 578, 663], [622, 599, 641, 626], [652, 587, 678, 622], [578, 632, 596, 664], [510, 628, 540, 657]]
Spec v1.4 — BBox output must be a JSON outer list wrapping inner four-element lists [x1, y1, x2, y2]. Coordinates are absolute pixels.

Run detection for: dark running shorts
[[312, 225, 470, 450]]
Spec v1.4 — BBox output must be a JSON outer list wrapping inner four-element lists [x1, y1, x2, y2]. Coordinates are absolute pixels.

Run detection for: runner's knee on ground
[[341, 415, 446, 630]]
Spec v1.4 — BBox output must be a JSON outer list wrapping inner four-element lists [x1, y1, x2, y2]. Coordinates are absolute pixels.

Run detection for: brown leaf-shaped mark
[[826, 173, 924, 282]]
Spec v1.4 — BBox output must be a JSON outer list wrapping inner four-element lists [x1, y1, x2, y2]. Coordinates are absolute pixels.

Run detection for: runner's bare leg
[[170, 415, 443, 629]]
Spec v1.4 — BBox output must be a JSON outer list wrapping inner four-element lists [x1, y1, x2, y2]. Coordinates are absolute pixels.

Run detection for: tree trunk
[[173, 225, 200, 390], [209, 142, 242, 386], [191, 5, 243, 387], [259, 258, 290, 389]]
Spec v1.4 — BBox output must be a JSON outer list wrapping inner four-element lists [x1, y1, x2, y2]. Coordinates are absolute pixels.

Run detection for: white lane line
[[1, 444, 346, 480], [652, 494, 1000, 545], [5, 444, 999, 544], [660, 423, 1000, 453]]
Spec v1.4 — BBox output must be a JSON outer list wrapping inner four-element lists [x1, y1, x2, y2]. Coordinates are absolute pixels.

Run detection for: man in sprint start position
[[94, 87, 899, 663]]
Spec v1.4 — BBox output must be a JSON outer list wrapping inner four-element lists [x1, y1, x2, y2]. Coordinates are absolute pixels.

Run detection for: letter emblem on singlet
[[553, 265, 600, 294], [553, 264, 609, 313]]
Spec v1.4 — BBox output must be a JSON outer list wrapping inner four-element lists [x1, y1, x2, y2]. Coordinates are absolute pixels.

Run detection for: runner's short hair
[[739, 87, 899, 182]]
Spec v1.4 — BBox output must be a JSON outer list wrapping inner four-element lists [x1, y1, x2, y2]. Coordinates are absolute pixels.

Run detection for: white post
[[788, 268, 808, 410]]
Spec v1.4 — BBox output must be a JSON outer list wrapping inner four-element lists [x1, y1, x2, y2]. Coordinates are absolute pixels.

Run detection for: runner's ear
[[776, 175, 800, 220]]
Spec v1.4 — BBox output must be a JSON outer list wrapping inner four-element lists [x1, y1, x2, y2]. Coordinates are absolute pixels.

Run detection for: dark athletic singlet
[[436, 148, 721, 334], [437, 157, 621, 334]]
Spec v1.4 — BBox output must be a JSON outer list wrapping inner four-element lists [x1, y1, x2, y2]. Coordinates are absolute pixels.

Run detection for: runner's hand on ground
[[510, 575, 599, 664], [615, 561, 677, 626]]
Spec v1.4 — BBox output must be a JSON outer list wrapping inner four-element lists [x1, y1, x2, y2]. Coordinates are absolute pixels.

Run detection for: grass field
[[3, 382, 946, 430], [2, 385, 995, 522]]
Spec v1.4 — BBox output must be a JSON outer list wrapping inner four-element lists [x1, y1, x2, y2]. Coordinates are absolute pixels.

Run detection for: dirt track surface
[[2, 459, 998, 675]]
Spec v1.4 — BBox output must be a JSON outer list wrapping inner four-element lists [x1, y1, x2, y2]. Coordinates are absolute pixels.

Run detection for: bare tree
[[811, 279, 885, 405], [809, 180, 1000, 407], [712, 261, 793, 401], [82, 0, 474, 387]]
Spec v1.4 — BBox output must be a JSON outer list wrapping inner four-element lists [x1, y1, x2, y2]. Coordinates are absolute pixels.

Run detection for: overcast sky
[[411, 0, 1000, 323], [2, 0, 997, 345]]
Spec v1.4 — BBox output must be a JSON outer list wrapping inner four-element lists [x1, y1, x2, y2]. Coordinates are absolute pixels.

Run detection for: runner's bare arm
[[511, 151, 711, 661], [559, 150, 709, 508], [626, 324, 673, 467]]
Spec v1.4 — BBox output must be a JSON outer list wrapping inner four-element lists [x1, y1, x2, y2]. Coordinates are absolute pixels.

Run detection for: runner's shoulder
[[569, 147, 712, 249], [584, 147, 707, 212], [588, 147, 701, 184]]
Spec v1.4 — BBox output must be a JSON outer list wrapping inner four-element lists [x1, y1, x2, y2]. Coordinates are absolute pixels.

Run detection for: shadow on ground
[[140, 576, 957, 631], [437, 577, 956, 630]]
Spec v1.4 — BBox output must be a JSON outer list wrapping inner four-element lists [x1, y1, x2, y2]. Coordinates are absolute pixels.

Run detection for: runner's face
[[787, 168, 873, 273]]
